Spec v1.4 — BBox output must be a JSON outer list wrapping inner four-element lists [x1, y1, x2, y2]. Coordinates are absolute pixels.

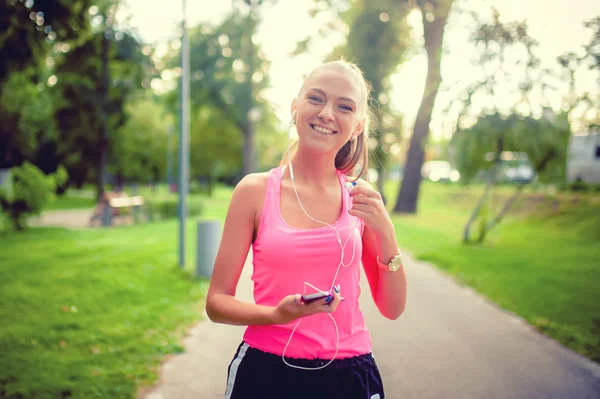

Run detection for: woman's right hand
[[270, 285, 343, 325]]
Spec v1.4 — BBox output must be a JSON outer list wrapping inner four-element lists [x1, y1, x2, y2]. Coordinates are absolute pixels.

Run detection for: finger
[[349, 186, 374, 197], [351, 193, 371, 205], [325, 289, 343, 312], [349, 203, 374, 213], [293, 294, 303, 305], [348, 207, 369, 219]]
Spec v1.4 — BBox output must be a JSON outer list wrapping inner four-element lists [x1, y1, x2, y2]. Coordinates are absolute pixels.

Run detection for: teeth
[[312, 125, 335, 134]]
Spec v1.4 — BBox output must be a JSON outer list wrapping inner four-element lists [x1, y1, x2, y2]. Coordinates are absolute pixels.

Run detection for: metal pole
[[167, 125, 173, 187], [178, 0, 190, 268]]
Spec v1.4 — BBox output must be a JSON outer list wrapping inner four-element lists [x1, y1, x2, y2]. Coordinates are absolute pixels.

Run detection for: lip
[[309, 123, 338, 134]]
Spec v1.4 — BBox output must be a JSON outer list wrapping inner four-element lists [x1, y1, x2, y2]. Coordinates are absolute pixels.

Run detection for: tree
[[162, 8, 276, 180], [333, 0, 412, 197], [0, 0, 92, 170], [456, 112, 570, 243], [189, 106, 242, 194], [557, 16, 600, 130], [0, 162, 67, 231], [53, 8, 153, 196], [393, 0, 455, 214], [0, 0, 92, 86], [110, 96, 172, 185], [435, 8, 572, 242]]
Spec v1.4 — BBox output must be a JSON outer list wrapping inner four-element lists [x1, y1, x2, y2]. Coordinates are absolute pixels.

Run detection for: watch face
[[389, 262, 401, 272], [389, 255, 403, 272]]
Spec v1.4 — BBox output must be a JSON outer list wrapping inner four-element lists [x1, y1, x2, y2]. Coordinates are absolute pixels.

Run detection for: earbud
[[345, 181, 357, 190], [291, 110, 297, 125]]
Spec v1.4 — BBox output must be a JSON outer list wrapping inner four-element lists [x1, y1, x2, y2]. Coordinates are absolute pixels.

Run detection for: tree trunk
[[485, 183, 525, 233], [463, 180, 492, 243], [242, 119, 255, 177], [393, 0, 454, 214], [464, 135, 503, 243], [97, 29, 110, 201]]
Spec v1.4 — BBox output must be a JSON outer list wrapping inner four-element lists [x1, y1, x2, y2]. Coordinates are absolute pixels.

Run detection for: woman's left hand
[[348, 185, 394, 239]]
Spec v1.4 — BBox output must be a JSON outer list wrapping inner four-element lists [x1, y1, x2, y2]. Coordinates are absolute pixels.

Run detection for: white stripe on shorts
[[224, 343, 249, 399]]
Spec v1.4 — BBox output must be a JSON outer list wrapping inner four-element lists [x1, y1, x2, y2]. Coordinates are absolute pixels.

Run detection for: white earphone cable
[[281, 163, 361, 370]]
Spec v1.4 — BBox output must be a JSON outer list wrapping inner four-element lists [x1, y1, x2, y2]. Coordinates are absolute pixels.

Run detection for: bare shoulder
[[232, 172, 269, 205]]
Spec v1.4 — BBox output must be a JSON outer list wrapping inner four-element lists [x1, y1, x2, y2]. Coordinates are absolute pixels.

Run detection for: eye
[[308, 95, 322, 103], [338, 104, 354, 112]]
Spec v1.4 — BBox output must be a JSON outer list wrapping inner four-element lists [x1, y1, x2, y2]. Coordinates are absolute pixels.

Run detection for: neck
[[288, 151, 339, 188]]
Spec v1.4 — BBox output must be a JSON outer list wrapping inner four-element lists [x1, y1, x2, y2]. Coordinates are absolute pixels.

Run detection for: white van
[[566, 130, 600, 184]]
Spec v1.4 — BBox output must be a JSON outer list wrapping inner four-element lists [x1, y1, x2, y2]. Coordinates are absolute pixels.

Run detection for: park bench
[[100, 195, 146, 226]]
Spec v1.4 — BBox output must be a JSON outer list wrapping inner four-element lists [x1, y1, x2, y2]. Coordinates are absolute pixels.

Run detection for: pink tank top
[[243, 166, 372, 359]]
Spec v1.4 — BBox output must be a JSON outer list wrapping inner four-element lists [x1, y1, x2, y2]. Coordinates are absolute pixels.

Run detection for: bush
[[146, 196, 203, 221], [0, 163, 68, 231]]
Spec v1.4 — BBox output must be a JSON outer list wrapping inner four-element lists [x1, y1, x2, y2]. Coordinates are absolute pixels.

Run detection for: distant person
[[205, 59, 407, 399], [89, 186, 126, 226]]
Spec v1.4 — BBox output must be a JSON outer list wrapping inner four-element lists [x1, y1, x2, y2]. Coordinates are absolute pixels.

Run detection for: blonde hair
[[280, 59, 374, 181]]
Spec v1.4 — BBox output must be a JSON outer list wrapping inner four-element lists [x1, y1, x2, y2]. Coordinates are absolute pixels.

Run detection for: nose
[[318, 102, 335, 122]]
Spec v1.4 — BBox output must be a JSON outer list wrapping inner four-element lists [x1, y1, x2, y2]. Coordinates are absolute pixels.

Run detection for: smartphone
[[301, 291, 331, 304]]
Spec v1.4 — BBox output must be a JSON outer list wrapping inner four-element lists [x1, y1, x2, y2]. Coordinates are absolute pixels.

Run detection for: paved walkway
[[139, 252, 600, 399], [28, 209, 94, 229]]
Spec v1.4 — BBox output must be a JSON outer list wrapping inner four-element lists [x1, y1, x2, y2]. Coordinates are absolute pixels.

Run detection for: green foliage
[[53, 28, 154, 188], [0, 0, 92, 171], [0, 71, 57, 168], [341, 0, 412, 179], [0, 162, 67, 231], [0, 0, 92, 86], [190, 106, 242, 181], [110, 97, 171, 183], [453, 112, 572, 183], [163, 8, 278, 176]]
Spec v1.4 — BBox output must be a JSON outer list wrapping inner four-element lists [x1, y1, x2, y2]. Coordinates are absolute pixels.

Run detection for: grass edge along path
[[386, 182, 600, 364], [0, 220, 209, 399]]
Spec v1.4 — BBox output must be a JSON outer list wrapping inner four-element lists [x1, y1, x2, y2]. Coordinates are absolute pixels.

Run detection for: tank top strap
[[337, 169, 352, 211], [255, 166, 283, 242]]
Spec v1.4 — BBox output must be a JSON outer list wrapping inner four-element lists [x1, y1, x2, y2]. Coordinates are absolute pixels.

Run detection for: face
[[291, 68, 365, 155]]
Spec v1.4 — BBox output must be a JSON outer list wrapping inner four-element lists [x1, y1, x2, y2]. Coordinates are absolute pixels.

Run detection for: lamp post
[[178, 0, 190, 268]]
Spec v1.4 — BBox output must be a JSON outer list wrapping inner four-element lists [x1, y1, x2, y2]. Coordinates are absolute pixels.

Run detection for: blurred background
[[0, 0, 599, 398]]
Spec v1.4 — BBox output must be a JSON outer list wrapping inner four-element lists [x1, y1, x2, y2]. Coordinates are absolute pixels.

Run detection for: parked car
[[421, 161, 460, 183], [566, 130, 600, 184]]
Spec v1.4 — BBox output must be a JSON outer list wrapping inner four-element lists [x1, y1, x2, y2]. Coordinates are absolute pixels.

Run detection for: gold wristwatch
[[377, 250, 403, 272]]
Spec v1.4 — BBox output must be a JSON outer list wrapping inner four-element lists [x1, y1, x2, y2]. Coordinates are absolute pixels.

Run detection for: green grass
[[384, 181, 600, 363], [0, 198, 226, 398], [2, 181, 598, 398], [43, 196, 96, 211]]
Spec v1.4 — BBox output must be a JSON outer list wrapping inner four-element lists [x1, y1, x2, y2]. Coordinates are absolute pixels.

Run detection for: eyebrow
[[307, 88, 357, 105]]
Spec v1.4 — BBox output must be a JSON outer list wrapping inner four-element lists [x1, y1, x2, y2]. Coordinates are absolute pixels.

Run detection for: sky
[[121, 0, 600, 140]]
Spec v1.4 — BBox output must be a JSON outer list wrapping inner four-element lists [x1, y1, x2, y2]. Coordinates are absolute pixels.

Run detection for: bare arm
[[349, 179, 407, 320], [361, 224, 407, 320], [205, 173, 342, 326], [205, 174, 275, 325]]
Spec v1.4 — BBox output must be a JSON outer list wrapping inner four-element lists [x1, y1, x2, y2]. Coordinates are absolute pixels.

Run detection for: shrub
[[146, 196, 203, 221], [0, 163, 68, 231]]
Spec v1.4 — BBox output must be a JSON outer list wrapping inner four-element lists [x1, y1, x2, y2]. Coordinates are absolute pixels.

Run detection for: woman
[[206, 59, 407, 399]]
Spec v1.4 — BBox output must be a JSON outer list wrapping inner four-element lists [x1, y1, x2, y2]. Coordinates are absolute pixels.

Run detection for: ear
[[354, 118, 366, 137], [290, 98, 297, 117]]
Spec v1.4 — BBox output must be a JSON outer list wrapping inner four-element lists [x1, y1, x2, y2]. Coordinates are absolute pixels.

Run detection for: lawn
[[0, 191, 228, 398], [383, 181, 600, 363], [43, 195, 96, 211]]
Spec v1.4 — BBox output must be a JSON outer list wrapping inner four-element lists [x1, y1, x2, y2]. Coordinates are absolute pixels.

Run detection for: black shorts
[[224, 342, 385, 399]]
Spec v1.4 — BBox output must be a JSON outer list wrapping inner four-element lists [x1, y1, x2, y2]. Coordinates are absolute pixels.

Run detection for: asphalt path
[[141, 251, 600, 399]]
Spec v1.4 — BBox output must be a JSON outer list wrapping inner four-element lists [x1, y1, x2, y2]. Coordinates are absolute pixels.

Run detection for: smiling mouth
[[310, 124, 337, 135]]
